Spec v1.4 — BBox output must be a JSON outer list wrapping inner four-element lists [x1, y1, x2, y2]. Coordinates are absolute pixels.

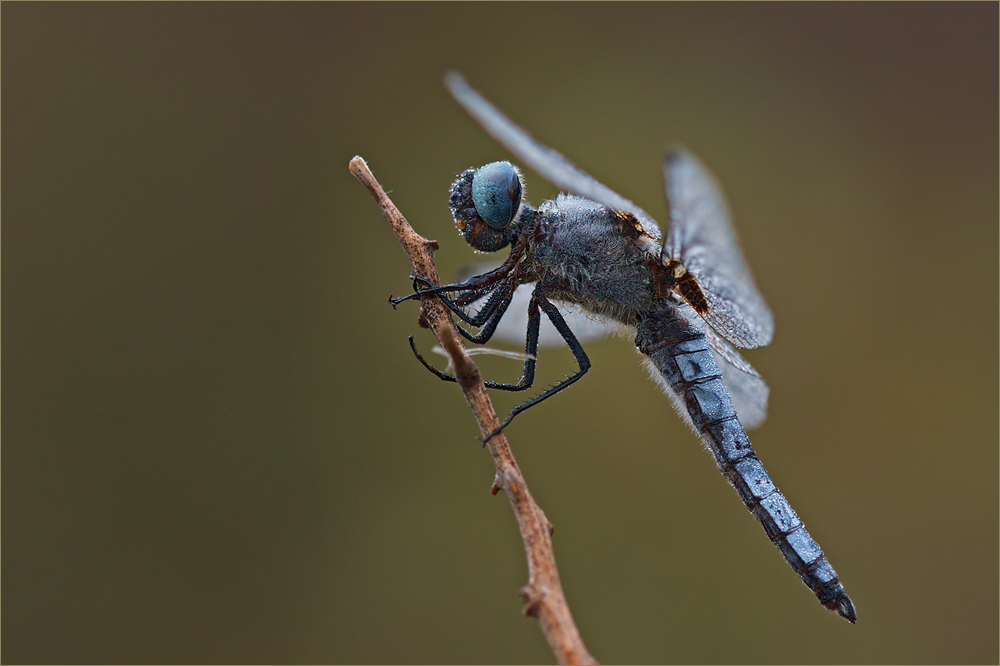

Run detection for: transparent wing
[[663, 149, 774, 349], [704, 327, 769, 429], [446, 72, 662, 241], [676, 299, 770, 429]]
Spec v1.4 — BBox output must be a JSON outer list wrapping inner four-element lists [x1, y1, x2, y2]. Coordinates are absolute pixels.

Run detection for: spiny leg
[[482, 292, 591, 443], [453, 281, 519, 343], [389, 271, 518, 339], [389, 241, 525, 308], [443, 279, 516, 334], [406, 289, 541, 391]]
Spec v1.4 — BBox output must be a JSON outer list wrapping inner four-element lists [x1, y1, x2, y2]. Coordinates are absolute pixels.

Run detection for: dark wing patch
[[661, 149, 774, 349]]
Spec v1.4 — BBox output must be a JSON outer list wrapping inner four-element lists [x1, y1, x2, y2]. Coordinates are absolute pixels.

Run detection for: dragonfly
[[391, 72, 855, 623]]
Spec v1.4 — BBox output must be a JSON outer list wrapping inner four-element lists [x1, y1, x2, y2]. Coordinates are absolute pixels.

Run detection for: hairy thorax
[[522, 195, 667, 326]]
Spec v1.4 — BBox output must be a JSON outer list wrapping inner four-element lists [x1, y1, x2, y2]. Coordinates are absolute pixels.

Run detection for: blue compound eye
[[471, 161, 522, 229]]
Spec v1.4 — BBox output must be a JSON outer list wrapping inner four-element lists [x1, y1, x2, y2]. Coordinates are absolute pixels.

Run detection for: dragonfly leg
[[406, 335, 459, 383], [483, 293, 591, 443], [447, 280, 514, 332], [389, 272, 516, 336], [388, 274, 461, 307], [389, 241, 526, 308], [405, 290, 540, 391], [453, 281, 519, 343]]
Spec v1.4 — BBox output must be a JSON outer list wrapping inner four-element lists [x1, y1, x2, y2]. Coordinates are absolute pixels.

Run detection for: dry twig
[[350, 156, 597, 665]]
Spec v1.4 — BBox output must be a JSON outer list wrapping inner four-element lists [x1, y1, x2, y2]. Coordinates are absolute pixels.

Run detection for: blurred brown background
[[4, 4, 997, 664]]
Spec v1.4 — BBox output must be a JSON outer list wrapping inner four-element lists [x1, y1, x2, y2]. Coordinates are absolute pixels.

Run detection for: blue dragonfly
[[392, 73, 855, 623]]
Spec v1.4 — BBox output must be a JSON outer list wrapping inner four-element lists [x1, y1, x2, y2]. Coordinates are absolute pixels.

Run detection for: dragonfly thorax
[[525, 194, 662, 326]]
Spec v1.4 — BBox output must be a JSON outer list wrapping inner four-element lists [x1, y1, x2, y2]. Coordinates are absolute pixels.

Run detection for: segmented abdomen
[[636, 306, 855, 622]]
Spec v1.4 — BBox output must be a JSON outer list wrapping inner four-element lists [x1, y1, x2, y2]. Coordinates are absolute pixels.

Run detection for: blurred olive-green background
[[4, 4, 997, 664]]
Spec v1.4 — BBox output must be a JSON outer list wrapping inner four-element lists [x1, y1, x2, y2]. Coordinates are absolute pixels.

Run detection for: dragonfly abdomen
[[705, 416, 856, 622], [637, 306, 856, 622]]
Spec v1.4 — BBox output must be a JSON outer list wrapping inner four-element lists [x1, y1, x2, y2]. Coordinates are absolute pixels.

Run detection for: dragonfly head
[[449, 162, 523, 253]]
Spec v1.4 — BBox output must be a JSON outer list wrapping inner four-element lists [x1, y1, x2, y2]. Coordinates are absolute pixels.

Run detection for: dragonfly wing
[[662, 149, 774, 349], [446, 72, 662, 242], [704, 325, 769, 429]]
